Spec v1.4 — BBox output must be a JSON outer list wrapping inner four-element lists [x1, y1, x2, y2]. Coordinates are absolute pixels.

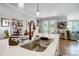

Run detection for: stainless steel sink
[[21, 37, 53, 52]]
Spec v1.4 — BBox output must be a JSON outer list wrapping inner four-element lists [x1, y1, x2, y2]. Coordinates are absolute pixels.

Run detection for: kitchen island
[[0, 33, 60, 56]]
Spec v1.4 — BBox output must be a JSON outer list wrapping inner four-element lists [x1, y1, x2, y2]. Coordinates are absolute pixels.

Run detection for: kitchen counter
[[0, 33, 59, 56]]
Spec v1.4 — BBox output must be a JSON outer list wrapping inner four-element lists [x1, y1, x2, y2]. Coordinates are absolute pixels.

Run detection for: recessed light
[[17, 3, 24, 9]]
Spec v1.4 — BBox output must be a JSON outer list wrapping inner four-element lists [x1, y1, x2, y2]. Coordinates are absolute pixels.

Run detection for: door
[[67, 21, 79, 40]]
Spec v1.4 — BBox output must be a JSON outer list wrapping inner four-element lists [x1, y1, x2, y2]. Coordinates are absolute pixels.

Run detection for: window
[[38, 20, 55, 34], [67, 21, 79, 32]]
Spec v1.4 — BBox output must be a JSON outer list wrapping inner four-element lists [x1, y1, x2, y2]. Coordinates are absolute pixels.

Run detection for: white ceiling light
[[36, 3, 40, 17], [37, 11, 40, 16], [18, 3, 24, 9]]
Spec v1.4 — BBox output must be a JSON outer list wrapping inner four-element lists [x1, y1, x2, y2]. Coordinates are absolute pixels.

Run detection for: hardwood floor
[[60, 39, 79, 56]]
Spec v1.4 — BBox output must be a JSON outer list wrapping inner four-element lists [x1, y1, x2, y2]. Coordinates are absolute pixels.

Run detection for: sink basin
[[21, 37, 53, 52]]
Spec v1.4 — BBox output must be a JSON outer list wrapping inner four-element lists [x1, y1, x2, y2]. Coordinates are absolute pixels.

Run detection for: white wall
[[0, 3, 36, 39], [67, 14, 79, 21]]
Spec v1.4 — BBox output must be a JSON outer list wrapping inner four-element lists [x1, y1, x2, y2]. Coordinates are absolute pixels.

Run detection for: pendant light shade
[[36, 3, 40, 17], [36, 11, 40, 17]]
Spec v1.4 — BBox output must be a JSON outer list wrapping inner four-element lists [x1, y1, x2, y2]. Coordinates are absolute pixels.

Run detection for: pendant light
[[36, 3, 40, 17]]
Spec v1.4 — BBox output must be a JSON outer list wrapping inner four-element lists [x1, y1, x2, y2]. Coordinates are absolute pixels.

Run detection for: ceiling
[[7, 3, 79, 18]]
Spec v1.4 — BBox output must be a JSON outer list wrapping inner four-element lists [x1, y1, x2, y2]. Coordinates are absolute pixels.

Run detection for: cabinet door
[[54, 41, 60, 56]]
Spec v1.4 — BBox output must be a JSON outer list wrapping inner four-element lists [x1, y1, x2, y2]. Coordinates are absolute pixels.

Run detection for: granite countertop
[[0, 33, 59, 56]]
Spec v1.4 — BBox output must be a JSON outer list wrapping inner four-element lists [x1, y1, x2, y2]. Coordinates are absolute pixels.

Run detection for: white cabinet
[[54, 40, 60, 56]]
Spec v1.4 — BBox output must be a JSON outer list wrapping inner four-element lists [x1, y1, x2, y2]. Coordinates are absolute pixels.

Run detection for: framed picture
[[57, 22, 66, 29], [1, 18, 9, 27]]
